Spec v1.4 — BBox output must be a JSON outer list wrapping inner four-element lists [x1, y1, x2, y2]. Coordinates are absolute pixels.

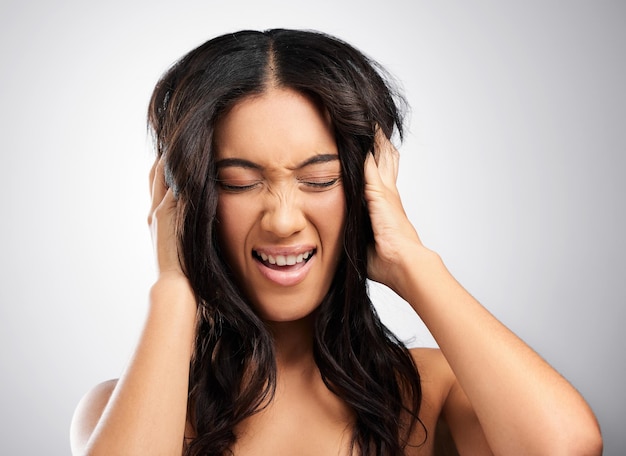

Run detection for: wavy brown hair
[[148, 29, 424, 455]]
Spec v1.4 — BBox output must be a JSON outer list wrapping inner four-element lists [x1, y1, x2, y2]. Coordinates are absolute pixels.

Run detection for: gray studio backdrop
[[1, 1, 624, 454]]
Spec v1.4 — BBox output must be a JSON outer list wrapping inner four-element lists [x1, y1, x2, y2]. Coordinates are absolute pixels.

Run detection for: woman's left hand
[[364, 129, 424, 294], [365, 131, 603, 456]]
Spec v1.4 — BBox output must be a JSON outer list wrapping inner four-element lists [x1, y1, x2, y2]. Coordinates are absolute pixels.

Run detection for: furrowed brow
[[215, 158, 264, 170], [294, 154, 340, 170]]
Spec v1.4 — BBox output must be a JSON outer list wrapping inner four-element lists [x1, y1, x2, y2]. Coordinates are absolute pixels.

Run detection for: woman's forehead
[[213, 88, 338, 166]]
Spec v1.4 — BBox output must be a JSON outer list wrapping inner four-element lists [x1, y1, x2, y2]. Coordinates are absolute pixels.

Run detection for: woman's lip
[[252, 245, 316, 256], [254, 252, 315, 287]]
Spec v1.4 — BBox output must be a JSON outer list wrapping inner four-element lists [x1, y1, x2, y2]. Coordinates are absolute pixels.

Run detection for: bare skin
[[70, 89, 602, 456]]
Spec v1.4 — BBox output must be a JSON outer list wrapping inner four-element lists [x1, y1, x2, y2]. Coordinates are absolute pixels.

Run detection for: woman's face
[[214, 88, 346, 322]]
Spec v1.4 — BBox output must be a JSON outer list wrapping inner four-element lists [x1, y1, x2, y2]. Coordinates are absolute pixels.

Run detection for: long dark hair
[[148, 29, 424, 455]]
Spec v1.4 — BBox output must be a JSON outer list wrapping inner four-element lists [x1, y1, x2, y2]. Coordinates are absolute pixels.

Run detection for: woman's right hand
[[148, 158, 183, 277], [70, 159, 198, 456]]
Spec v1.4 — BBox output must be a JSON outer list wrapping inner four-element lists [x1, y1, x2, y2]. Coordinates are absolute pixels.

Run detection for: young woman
[[70, 29, 602, 455]]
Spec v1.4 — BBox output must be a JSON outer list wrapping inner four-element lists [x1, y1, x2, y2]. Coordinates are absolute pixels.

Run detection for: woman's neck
[[266, 313, 316, 372]]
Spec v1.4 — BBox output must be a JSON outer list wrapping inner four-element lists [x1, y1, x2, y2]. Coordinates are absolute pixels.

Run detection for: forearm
[[396, 246, 601, 455], [85, 276, 196, 456]]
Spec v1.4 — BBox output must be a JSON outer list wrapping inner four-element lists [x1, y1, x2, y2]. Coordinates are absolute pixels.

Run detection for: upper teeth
[[257, 250, 313, 266]]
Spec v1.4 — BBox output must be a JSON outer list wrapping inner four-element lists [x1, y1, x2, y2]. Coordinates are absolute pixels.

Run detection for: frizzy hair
[[147, 29, 424, 455]]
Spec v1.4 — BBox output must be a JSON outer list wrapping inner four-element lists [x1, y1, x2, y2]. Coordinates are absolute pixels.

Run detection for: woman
[[70, 29, 602, 455]]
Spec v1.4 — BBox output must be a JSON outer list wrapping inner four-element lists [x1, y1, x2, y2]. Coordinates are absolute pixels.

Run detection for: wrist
[[388, 244, 444, 301], [148, 274, 197, 355], [150, 273, 197, 313]]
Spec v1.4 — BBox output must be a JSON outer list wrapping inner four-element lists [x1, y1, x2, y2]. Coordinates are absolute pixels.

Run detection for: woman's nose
[[260, 193, 307, 238]]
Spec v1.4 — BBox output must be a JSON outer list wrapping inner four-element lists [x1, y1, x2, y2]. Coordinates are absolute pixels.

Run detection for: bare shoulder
[[70, 379, 118, 455]]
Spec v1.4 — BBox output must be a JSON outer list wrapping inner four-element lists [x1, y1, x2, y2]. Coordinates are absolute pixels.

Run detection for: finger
[[364, 152, 384, 191], [373, 127, 400, 188], [150, 187, 181, 272], [158, 187, 178, 215], [150, 158, 168, 216], [149, 157, 159, 196]]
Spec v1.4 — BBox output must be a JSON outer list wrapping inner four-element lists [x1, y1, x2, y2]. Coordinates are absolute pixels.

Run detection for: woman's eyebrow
[[215, 158, 263, 170], [292, 154, 339, 170], [216, 154, 339, 171]]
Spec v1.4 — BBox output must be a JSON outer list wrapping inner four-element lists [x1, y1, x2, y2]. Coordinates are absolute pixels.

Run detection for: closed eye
[[300, 177, 341, 191], [217, 180, 261, 192]]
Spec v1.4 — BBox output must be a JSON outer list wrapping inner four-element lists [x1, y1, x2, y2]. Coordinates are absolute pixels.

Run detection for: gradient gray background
[[1, 1, 624, 454]]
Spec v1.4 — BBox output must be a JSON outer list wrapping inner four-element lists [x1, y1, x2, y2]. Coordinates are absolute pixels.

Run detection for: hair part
[[148, 28, 424, 455]]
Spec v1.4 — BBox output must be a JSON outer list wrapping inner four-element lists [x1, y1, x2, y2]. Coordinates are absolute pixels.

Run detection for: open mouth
[[252, 248, 316, 270]]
